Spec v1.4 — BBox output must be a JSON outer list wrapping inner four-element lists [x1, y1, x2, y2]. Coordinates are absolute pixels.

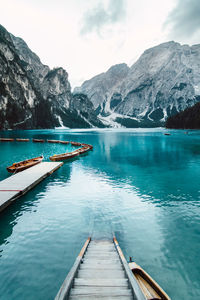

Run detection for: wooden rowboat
[[78, 146, 90, 154], [59, 140, 69, 144], [32, 139, 45, 143], [129, 260, 170, 300], [50, 142, 93, 161], [81, 143, 93, 150], [71, 141, 82, 146], [49, 151, 79, 161], [47, 140, 61, 143], [0, 138, 14, 142], [7, 155, 44, 173], [16, 138, 30, 142]]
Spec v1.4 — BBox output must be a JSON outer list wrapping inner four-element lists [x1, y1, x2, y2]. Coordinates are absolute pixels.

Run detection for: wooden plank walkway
[[0, 162, 63, 212], [55, 238, 146, 300]]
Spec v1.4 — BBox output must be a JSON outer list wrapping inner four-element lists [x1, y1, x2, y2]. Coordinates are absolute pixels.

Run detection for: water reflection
[[0, 164, 72, 250], [0, 129, 200, 299]]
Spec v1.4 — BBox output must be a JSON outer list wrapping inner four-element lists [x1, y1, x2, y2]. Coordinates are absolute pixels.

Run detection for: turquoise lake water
[[0, 128, 200, 299]]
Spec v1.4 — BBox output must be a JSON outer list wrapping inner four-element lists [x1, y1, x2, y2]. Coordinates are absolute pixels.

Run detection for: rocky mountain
[[0, 24, 103, 129], [166, 101, 200, 129], [75, 41, 200, 127]]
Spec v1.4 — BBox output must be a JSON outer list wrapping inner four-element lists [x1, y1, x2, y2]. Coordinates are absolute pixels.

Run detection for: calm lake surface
[[0, 128, 200, 299]]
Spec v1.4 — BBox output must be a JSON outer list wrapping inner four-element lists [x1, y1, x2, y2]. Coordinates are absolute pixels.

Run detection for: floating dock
[[55, 238, 146, 300], [0, 162, 63, 212]]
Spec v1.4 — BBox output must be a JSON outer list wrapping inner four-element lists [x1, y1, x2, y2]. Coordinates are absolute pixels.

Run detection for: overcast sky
[[1, 0, 200, 88]]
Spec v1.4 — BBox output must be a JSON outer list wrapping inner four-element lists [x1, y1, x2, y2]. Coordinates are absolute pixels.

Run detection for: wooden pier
[[55, 238, 146, 300], [0, 162, 63, 212]]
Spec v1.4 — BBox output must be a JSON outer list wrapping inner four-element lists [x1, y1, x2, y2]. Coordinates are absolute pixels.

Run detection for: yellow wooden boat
[[59, 140, 69, 144], [47, 140, 61, 143], [71, 141, 82, 146], [16, 138, 30, 142], [81, 143, 93, 150], [49, 151, 80, 161], [7, 155, 44, 173], [0, 138, 14, 141], [32, 138, 45, 143], [129, 259, 170, 300]]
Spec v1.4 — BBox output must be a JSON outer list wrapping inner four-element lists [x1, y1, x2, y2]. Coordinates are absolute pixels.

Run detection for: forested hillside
[[166, 100, 200, 129]]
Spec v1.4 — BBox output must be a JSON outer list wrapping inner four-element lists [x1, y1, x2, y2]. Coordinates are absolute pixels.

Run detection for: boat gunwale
[[129, 262, 171, 300], [32, 139, 45, 143], [49, 145, 91, 161], [16, 138, 30, 142], [0, 138, 15, 141], [7, 155, 44, 173], [113, 237, 146, 300]]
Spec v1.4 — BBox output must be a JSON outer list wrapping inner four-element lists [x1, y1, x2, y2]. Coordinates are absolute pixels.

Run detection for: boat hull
[[32, 139, 45, 143], [59, 141, 69, 144], [7, 156, 44, 173], [81, 143, 93, 150], [0, 138, 14, 142], [129, 262, 170, 300], [16, 138, 30, 142], [47, 140, 61, 143], [49, 152, 79, 161], [71, 141, 82, 146]]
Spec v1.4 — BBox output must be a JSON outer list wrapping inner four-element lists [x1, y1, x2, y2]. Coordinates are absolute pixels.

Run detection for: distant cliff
[[0, 24, 103, 129], [75, 42, 200, 127], [166, 100, 200, 129], [2, 23, 200, 130]]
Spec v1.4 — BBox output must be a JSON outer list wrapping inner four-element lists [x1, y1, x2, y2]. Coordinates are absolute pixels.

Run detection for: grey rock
[[75, 41, 200, 127], [0, 24, 102, 129]]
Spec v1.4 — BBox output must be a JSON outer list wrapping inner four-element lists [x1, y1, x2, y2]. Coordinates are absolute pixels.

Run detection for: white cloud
[[164, 0, 200, 44], [80, 0, 126, 35], [0, 0, 193, 89]]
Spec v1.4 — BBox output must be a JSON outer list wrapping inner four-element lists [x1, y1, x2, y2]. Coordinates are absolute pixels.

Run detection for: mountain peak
[[75, 41, 200, 127], [0, 24, 103, 129]]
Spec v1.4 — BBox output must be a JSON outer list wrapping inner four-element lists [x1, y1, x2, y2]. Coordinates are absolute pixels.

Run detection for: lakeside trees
[[166, 102, 200, 129]]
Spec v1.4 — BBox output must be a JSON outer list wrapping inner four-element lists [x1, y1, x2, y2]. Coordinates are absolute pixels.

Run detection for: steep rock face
[[74, 63, 129, 114], [71, 93, 105, 127], [0, 24, 102, 129], [75, 42, 200, 127]]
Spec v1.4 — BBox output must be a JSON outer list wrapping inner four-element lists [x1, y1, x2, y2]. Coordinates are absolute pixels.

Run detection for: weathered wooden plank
[[87, 248, 115, 253], [89, 244, 114, 248], [86, 246, 115, 250], [77, 270, 126, 279], [83, 258, 121, 265], [86, 248, 116, 252], [70, 287, 132, 296], [0, 162, 63, 213], [79, 265, 123, 271], [84, 254, 119, 260], [91, 240, 113, 243], [90, 243, 114, 249], [70, 287, 132, 295], [87, 244, 115, 248], [74, 278, 129, 287], [69, 295, 133, 300], [87, 248, 116, 254]]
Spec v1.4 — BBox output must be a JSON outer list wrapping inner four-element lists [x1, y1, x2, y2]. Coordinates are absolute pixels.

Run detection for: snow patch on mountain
[[75, 41, 200, 127]]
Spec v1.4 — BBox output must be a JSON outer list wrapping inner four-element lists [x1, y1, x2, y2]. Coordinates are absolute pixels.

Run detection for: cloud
[[165, 0, 200, 39], [80, 0, 126, 35]]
